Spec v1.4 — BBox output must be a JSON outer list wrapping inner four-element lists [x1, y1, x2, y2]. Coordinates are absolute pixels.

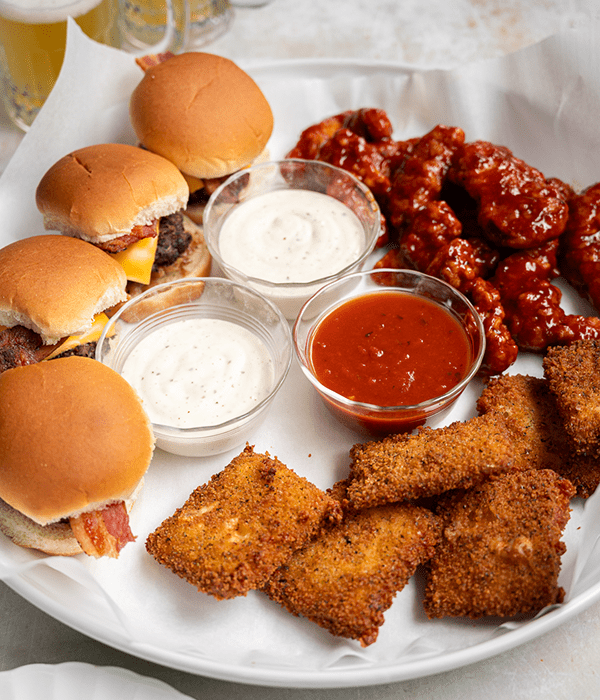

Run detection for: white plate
[[0, 663, 192, 700], [2, 23, 600, 690]]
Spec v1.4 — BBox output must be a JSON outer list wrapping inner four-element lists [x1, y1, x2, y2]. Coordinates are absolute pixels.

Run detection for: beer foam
[[0, 0, 103, 23]]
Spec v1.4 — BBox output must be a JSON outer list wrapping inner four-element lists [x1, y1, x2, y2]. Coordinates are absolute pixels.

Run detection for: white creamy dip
[[217, 189, 365, 284], [121, 318, 274, 429]]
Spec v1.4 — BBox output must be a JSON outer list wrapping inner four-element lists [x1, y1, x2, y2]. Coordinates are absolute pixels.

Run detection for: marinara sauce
[[309, 291, 472, 408]]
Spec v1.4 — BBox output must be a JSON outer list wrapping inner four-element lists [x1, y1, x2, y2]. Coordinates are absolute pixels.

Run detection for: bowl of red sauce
[[293, 268, 485, 435]]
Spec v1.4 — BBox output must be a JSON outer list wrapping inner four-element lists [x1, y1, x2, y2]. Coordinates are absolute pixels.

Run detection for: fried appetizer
[[423, 469, 575, 619], [477, 372, 600, 497], [476, 374, 567, 471], [263, 488, 441, 646], [145, 444, 342, 599], [346, 413, 514, 508], [543, 339, 600, 455]]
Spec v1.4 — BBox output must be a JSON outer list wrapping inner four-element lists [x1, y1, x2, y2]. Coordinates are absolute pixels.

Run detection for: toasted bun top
[[129, 52, 274, 180], [0, 235, 127, 344], [35, 143, 189, 244], [0, 356, 155, 526]]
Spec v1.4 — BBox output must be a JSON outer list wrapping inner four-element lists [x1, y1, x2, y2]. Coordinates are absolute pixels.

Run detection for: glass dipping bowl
[[96, 278, 292, 457], [293, 268, 486, 436], [203, 159, 382, 320]]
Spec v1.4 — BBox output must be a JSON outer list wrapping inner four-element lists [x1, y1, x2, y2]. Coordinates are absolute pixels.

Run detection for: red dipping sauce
[[308, 291, 473, 433]]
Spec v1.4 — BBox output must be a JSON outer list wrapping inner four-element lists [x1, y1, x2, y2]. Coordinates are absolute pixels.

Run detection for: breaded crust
[[543, 339, 600, 455], [477, 372, 600, 497], [145, 444, 342, 599], [346, 413, 515, 508], [476, 374, 567, 471], [423, 469, 575, 619], [263, 493, 441, 647]]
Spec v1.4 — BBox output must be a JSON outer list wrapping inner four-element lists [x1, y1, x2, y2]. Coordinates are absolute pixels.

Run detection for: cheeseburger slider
[[0, 356, 154, 557], [35, 143, 211, 296], [129, 52, 274, 225], [0, 234, 127, 373]]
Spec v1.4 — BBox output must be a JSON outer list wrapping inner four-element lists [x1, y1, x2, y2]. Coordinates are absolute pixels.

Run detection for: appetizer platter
[[1, 22, 600, 689]]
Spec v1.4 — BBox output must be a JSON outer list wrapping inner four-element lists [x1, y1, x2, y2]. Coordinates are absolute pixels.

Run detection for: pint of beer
[[0, 0, 121, 130], [119, 0, 232, 53]]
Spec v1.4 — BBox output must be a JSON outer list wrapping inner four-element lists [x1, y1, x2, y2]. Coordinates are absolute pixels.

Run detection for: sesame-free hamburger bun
[[35, 143, 211, 290], [0, 356, 155, 556], [129, 52, 274, 182], [129, 52, 273, 225], [0, 234, 127, 346], [36, 143, 189, 246]]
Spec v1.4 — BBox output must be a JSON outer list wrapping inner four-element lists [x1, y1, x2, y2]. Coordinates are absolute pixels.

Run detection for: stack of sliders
[[0, 355, 154, 558], [129, 52, 274, 225], [0, 234, 128, 373], [0, 235, 155, 558], [35, 143, 211, 298]]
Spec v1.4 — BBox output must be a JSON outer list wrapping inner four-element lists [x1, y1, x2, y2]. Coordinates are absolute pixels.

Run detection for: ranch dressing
[[121, 318, 274, 428], [217, 189, 365, 283]]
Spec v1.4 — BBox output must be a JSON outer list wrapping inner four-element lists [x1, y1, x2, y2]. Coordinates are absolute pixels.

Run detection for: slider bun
[[129, 52, 274, 180], [0, 498, 84, 555], [36, 143, 189, 245], [0, 235, 127, 344], [0, 357, 155, 534]]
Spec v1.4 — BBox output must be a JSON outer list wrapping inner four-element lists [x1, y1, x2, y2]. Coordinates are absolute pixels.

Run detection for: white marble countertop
[[2, 1, 600, 698]]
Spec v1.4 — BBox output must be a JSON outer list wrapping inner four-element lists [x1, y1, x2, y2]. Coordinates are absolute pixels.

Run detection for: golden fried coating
[[423, 469, 575, 619], [145, 444, 342, 599], [477, 374, 568, 471], [263, 489, 441, 646], [477, 372, 600, 497], [543, 339, 600, 456], [346, 413, 515, 508]]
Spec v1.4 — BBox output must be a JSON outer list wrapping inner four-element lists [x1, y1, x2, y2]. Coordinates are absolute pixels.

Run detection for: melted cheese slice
[[45, 312, 112, 360], [110, 234, 159, 285], [182, 172, 204, 193]]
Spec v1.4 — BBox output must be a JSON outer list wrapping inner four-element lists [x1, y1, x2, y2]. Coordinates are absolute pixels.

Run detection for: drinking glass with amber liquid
[[0, 0, 122, 130]]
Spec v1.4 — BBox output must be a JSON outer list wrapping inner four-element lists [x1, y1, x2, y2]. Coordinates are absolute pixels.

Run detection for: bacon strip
[[95, 222, 158, 254], [69, 502, 135, 558], [135, 52, 174, 72], [0, 326, 65, 374]]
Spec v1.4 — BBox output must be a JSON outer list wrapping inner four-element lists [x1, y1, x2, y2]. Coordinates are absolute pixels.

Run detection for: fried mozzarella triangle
[[146, 444, 342, 599], [477, 372, 600, 498], [543, 338, 600, 457], [423, 469, 575, 619], [347, 413, 515, 508], [263, 485, 441, 647]]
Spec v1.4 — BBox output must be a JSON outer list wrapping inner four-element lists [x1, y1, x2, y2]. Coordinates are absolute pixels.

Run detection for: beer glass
[[118, 0, 232, 54], [0, 0, 122, 131]]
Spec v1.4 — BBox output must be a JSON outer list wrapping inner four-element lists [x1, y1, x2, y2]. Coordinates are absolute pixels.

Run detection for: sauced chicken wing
[[423, 469, 575, 619], [146, 444, 342, 599], [346, 413, 515, 508], [263, 481, 441, 647], [448, 140, 570, 250]]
